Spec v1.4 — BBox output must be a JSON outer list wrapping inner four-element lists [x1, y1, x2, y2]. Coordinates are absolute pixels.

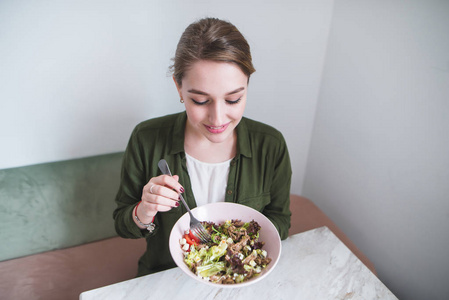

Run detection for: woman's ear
[[173, 76, 182, 99]]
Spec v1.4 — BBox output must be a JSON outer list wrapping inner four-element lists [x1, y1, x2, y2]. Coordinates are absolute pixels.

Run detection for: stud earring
[[180, 98, 184, 103]]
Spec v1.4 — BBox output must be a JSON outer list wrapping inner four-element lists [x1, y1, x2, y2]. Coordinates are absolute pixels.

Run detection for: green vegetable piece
[[197, 261, 226, 278]]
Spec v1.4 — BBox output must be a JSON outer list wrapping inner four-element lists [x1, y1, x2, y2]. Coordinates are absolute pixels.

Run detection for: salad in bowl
[[169, 202, 281, 288], [180, 219, 272, 284]]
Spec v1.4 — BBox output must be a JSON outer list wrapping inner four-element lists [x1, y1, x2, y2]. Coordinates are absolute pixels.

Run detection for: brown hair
[[170, 18, 256, 86]]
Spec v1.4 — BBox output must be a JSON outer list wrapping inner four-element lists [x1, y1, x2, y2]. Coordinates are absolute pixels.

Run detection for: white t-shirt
[[185, 153, 232, 207]]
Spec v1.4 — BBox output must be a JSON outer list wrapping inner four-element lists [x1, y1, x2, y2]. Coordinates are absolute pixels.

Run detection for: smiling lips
[[204, 122, 230, 134]]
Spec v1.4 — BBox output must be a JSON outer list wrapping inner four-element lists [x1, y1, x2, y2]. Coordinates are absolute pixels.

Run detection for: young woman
[[113, 17, 292, 276]]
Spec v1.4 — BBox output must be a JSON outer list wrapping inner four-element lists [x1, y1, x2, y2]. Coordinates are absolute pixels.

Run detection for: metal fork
[[157, 159, 211, 243]]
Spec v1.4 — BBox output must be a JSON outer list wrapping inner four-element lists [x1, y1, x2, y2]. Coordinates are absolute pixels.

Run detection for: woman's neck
[[184, 129, 237, 163]]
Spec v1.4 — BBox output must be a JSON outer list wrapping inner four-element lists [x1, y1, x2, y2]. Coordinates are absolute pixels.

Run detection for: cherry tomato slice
[[184, 234, 198, 246], [188, 230, 201, 244]]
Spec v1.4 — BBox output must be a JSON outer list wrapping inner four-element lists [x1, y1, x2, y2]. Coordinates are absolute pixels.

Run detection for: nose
[[208, 101, 224, 125]]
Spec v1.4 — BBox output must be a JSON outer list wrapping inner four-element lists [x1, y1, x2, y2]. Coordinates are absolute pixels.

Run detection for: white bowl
[[169, 202, 281, 288]]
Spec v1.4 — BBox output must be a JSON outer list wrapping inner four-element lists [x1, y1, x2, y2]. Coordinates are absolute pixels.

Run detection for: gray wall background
[[303, 0, 449, 299], [0, 0, 333, 196], [1, 0, 448, 299]]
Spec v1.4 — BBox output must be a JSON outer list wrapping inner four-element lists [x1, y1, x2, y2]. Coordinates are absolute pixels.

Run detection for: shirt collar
[[235, 117, 252, 158], [169, 112, 252, 158], [170, 112, 187, 155]]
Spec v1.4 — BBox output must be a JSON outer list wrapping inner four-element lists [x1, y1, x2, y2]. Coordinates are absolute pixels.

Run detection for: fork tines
[[192, 225, 211, 243]]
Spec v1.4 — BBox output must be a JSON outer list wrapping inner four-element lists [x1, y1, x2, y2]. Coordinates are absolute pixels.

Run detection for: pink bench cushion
[[0, 237, 146, 300]]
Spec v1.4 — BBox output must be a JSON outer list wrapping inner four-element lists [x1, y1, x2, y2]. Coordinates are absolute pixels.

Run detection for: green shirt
[[113, 112, 292, 276]]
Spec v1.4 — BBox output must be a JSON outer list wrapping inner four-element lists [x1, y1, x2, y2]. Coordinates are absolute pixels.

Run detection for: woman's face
[[175, 60, 248, 145]]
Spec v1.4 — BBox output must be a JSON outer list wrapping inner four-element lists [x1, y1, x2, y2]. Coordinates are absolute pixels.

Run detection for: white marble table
[[80, 227, 397, 300]]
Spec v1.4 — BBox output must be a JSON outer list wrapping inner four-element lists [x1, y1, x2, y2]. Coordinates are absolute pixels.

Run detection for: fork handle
[[157, 159, 193, 215]]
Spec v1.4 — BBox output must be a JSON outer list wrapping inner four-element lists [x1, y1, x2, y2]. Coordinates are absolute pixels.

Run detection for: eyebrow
[[187, 87, 245, 96]]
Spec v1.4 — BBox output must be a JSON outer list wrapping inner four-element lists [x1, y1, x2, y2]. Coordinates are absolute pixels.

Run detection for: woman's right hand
[[134, 175, 183, 228]]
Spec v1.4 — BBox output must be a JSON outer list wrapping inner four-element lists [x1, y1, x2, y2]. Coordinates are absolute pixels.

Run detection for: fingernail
[[180, 187, 185, 193], [175, 202, 180, 207]]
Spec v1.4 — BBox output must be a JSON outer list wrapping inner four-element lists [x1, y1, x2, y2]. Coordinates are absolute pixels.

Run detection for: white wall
[[303, 0, 449, 299], [0, 0, 334, 197]]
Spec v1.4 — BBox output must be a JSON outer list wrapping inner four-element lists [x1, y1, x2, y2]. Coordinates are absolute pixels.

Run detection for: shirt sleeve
[[113, 126, 153, 239]]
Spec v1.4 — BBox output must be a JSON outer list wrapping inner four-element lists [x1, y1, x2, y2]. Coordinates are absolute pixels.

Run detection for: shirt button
[[227, 190, 233, 195]]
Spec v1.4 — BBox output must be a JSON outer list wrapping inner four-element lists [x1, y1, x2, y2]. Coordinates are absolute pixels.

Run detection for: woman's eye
[[191, 98, 209, 105], [226, 98, 241, 105]]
